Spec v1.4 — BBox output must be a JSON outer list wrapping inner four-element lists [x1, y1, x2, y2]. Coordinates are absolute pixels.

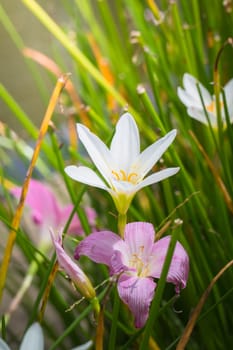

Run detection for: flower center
[[129, 245, 149, 277], [111, 169, 138, 184]]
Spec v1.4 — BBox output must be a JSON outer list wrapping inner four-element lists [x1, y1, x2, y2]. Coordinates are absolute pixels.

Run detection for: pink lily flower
[[10, 179, 96, 239], [50, 229, 96, 300], [75, 222, 189, 328]]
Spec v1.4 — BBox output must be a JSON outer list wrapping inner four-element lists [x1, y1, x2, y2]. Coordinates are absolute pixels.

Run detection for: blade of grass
[[139, 219, 183, 349], [176, 259, 233, 350], [0, 75, 68, 303]]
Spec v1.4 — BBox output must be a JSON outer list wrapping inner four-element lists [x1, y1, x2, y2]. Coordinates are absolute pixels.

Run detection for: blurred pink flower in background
[[10, 179, 96, 243]]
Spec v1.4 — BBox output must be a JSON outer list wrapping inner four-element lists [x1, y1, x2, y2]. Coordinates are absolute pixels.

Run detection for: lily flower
[[65, 113, 179, 214], [0, 323, 44, 350], [10, 179, 96, 244], [0, 322, 93, 350], [177, 73, 233, 127], [75, 222, 189, 328], [50, 228, 96, 300]]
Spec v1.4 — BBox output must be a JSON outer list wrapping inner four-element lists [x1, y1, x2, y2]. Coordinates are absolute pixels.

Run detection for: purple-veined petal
[[65, 166, 109, 191], [135, 130, 177, 179], [75, 231, 121, 274], [117, 274, 156, 328], [123, 222, 155, 260], [77, 124, 113, 182], [150, 236, 189, 293], [134, 167, 180, 192], [183, 73, 212, 105], [187, 107, 217, 126], [110, 113, 140, 172], [50, 229, 95, 299], [10, 179, 60, 227], [111, 249, 133, 274]]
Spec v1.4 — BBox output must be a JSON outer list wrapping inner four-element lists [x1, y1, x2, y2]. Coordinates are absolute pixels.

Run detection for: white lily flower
[[177, 73, 233, 128], [65, 113, 179, 214], [0, 323, 93, 350], [0, 323, 44, 350]]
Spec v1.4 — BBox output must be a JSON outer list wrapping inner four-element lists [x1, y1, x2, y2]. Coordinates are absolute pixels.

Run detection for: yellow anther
[[111, 169, 138, 184], [206, 100, 223, 113], [206, 101, 215, 113], [127, 173, 138, 183], [120, 170, 127, 181], [111, 170, 120, 180]]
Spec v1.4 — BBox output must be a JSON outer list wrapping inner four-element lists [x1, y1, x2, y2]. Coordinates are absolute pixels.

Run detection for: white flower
[[0, 323, 44, 350], [65, 113, 179, 214], [0, 323, 93, 350], [177, 73, 233, 127]]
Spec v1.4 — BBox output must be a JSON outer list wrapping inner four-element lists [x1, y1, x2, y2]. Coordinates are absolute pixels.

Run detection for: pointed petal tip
[[19, 322, 44, 350], [120, 111, 134, 119]]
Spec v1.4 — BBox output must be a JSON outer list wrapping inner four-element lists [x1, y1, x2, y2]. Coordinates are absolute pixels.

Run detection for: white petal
[[0, 339, 11, 350], [77, 124, 112, 182], [134, 167, 180, 191], [65, 165, 109, 190], [71, 341, 93, 350], [19, 323, 44, 350], [110, 113, 140, 171], [223, 78, 233, 120], [135, 129, 177, 178], [177, 87, 199, 108], [183, 73, 212, 105], [187, 107, 217, 127], [110, 178, 136, 193]]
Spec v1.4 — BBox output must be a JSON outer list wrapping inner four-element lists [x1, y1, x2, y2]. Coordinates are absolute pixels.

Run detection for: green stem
[[118, 213, 127, 238], [108, 286, 121, 349], [3, 246, 48, 327]]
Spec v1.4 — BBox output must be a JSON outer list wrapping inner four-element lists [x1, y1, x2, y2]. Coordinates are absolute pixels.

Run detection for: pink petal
[[74, 231, 121, 274], [111, 249, 135, 275], [117, 274, 156, 328], [123, 222, 155, 261], [150, 236, 189, 293], [50, 229, 95, 299], [11, 179, 61, 227], [60, 205, 96, 235]]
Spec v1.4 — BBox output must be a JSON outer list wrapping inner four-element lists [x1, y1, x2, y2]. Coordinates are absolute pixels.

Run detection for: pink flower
[[75, 222, 189, 328], [50, 229, 96, 300], [10, 179, 96, 237]]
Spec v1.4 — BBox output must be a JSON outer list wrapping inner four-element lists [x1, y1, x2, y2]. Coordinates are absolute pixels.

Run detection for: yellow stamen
[[111, 170, 120, 181], [120, 170, 127, 181], [206, 101, 215, 113], [111, 169, 138, 184], [128, 173, 138, 182], [206, 100, 223, 113], [129, 246, 149, 277]]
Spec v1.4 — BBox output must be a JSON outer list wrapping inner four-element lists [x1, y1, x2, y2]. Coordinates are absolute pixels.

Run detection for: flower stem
[[108, 286, 121, 349], [118, 213, 127, 238]]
